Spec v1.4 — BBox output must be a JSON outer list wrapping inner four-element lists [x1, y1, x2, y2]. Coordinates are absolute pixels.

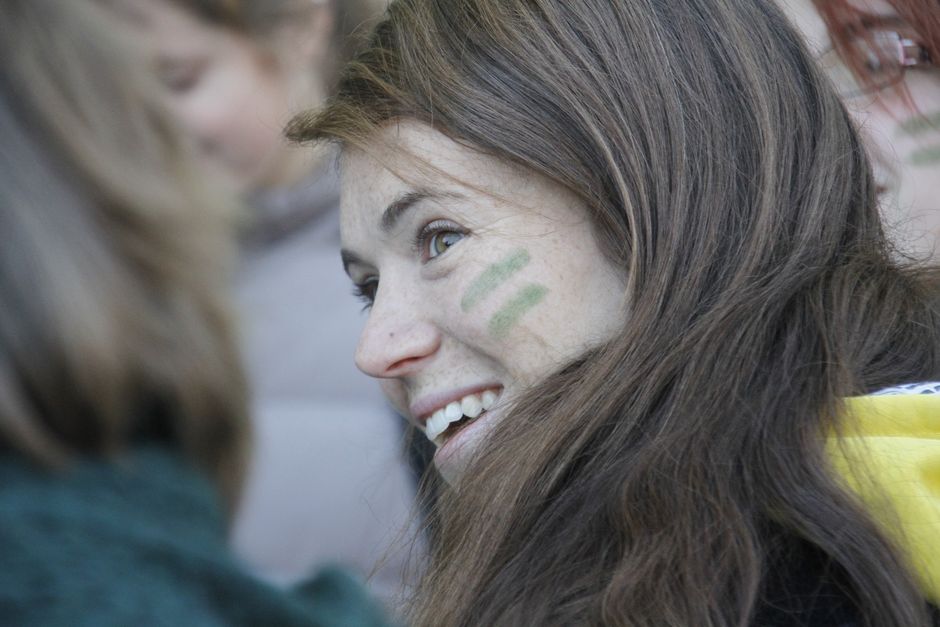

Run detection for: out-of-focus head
[[113, 0, 339, 193], [0, 0, 248, 508], [785, 0, 940, 262]]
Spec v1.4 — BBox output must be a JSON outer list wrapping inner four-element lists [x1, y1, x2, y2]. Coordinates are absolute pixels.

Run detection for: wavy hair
[[0, 0, 248, 509], [289, 0, 940, 624]]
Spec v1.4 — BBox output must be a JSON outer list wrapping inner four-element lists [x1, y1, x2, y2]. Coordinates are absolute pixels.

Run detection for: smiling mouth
[[423, 388, 501, 447]]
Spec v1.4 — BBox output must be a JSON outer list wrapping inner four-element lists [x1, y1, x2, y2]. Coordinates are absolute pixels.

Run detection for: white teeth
[[461, 394, 483, 418], [425, 409, 449, 442], [444, 401, 462, 421], [423, 389, 502, 446], [481, 390, 498, 410]]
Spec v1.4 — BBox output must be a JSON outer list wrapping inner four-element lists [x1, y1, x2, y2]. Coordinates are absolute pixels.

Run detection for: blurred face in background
[[783, 0, 940, 263], [126, 0, 331, 194]]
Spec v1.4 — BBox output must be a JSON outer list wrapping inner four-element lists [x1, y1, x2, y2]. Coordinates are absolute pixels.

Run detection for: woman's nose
[[354, 290, 441, 379]]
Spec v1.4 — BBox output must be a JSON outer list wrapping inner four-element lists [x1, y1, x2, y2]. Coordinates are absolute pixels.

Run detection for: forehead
[[339, 121, 536, 231], [122, 0, 232, 57], [125, 0, 206, 36], [341, 121, 523, 194]]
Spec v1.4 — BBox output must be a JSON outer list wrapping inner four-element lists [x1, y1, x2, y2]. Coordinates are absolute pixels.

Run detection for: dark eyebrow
[[341, 190, 434, 275], [343, 189, 465, 274], [381, 189, 433, 233]]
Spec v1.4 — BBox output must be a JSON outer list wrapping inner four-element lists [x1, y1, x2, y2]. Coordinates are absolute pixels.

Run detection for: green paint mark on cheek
[[488, 284, 549, 339], [909, 144, 940, 166], [896, 110, 940, 137], [461, 248, 531, 312]]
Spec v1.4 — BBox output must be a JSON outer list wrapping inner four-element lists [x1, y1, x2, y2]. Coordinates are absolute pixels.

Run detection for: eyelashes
[[352, 280, 377, 311], [351, 219, 469, 311], [413, 219, 467, 261]]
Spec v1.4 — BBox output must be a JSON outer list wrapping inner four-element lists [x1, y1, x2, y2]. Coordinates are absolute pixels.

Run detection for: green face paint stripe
[[896, 110, 940, 137], [488, 284, 548, 339], [909, 144, 940, 166], [461, 248, 531, 312]]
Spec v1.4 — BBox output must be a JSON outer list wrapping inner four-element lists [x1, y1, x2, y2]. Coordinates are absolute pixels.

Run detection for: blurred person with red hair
[[786, 0, 940, 263]]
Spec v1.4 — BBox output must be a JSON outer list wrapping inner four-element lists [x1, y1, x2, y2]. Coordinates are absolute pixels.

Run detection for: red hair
[[812, 0, 939, 101]]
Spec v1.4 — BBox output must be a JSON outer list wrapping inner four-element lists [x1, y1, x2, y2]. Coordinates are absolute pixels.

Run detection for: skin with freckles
[[340, 121, 628, 482], [781, 0, 940, 262], [461, 248, 531, 312], [488, 284, 549, 339]]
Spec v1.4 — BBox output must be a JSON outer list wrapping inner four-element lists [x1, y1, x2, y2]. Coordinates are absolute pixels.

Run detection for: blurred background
[[107, 0, 423, 612]]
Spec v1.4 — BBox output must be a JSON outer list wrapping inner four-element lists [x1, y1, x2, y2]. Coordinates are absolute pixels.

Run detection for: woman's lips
[[423, 389, 501, 445], [409, 383, 503, 426], [432, 398, 506, 484]]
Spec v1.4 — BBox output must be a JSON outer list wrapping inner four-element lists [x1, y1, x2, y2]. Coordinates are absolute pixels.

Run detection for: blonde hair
[[0, 0, 249, 509]]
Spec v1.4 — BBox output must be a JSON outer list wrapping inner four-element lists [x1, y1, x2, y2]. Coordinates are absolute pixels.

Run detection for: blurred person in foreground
[[0, 1, 388, 624], [785, 0, 940, 264], [109, 0, 422, 608]]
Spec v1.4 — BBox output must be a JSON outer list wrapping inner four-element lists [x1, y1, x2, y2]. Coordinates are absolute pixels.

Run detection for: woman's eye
[[352, 279, 378, 310], [413, 219, 467, 261], [427, 230, 464, 259]]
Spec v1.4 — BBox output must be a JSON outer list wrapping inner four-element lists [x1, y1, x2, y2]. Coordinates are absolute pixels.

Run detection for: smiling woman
[[288, 0, 940, 625], [338, 121, 628, 481]]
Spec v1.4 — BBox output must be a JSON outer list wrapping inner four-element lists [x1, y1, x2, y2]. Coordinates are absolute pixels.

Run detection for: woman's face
[[128, 0, 319, 193], [340, 122, 628, 483], [783, 0, 940, 262]]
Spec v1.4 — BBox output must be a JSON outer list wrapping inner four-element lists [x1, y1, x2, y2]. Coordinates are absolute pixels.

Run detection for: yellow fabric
[[828, 394, 940, 604]]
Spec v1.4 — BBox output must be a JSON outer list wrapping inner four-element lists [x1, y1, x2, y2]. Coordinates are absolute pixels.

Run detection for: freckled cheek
[[491, 315, 600, 391], [424, 272, 490, 341], [459, 280, 549, 342], [437, 299, 493, 350], [467, 292, 557, 382]]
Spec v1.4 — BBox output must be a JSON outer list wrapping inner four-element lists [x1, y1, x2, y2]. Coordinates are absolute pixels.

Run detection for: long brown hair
[[290, 0, 940, 624], [0, 0, 249, 509]]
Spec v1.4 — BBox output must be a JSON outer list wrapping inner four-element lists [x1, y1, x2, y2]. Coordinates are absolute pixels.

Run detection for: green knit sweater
[[0, 447, 392, 627]]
